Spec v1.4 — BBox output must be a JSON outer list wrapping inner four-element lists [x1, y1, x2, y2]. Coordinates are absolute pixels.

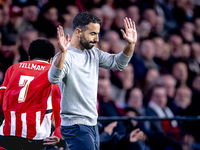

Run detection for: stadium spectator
[[174, 86, 200, 142], [180, 21, 194, 43], [111, 8, 126, 39], [146, 85, 181, 149], [22, 1, 39, 26], [36, 3, 60, 37], [156, 75, 179, 115], [174, 86, 198, 116], [168, 34, 183, 58], [172, 62, 188, 87], [142, 68, 160, 101], [19, 28, 39, 61], [1, 4, 10, 26], [153, 37, 172, 73], [125, 88, 151, 133], [138, 39, 158, 70], [0, 31, 21, 70], [126, 5, 140, 27]]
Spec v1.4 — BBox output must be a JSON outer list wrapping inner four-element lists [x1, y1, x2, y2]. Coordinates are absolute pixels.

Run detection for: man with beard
[[48, 11, 137, 150]]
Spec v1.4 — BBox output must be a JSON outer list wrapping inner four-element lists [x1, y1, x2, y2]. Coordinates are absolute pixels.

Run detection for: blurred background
[[1, 0, 200, 149]]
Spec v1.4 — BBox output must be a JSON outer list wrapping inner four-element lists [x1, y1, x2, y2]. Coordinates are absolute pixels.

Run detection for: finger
[[58, 25, 62, 37], [44, 137, 57, 140], [108, 122, 117, 128], [133, 128, 141, 133], [120, 29, 126, 39], [43, 140, 56, 143], [129, 18, 133, 28], [126, 17, 130, 28], [58, 26, 62, 37], [43, 138, 55, 141], [124, 18, 128, 30], [110, 121, 117, 126], [43, 141, 57, 145], [57, 27, 61, 39], [130, 128, 140, 136], [133, 21, 136, 30], [60, 25, 64, 36], [43, 140, 59, 145], [60, 26, 64, 36], [112, 121, 118, 127]]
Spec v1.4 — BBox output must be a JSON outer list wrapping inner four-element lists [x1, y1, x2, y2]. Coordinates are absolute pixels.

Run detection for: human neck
[[70, 35, 84, 50]]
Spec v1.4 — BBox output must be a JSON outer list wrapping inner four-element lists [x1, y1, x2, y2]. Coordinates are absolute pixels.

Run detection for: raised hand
[[57, 25, 71, 53], [120, 17, 137, 44]]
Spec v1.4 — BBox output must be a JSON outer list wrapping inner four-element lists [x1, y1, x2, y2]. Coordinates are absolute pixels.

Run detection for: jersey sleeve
[[0, 66, 13, 106], [51, 84, 61, 139]]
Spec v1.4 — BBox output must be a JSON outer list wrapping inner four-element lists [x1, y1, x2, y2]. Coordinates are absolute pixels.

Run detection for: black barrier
[[98, 116, 200, 121]]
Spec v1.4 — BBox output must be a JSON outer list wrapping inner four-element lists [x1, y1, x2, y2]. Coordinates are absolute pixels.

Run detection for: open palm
[[121, 17, 137, 44], [57, 25, 71, 53]]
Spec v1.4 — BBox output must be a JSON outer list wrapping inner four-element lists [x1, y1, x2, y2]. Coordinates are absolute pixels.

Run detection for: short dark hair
[[150, 84, 166, 97], [28, 39, 55, 60], [2, 31, 17, 46], [72, 11, 101, 30], [124, 107, 140, 116]]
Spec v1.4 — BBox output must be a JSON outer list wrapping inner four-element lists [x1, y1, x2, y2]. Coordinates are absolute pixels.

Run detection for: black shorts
[[0, 135, 45, 150]]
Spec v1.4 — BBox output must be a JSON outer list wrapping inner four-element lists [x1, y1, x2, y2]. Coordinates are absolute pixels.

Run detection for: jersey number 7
[[18, 75, 34, 103]]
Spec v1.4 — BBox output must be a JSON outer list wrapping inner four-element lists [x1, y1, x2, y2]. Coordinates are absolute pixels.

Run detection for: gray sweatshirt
[[48, 45, 131, 126]]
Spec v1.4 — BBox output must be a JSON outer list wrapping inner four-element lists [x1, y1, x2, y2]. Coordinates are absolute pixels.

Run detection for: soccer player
[[0, 39, 61, 150], [48, 11, 137, 150]]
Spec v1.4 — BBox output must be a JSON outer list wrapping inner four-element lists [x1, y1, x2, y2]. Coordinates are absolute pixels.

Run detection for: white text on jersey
[[19, 63, 45, 70]]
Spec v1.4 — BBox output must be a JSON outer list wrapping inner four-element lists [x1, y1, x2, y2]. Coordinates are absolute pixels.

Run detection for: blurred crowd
[[1, 0, 200, 149]]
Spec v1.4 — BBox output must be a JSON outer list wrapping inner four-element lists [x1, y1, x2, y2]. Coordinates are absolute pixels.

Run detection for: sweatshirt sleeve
[[48, 52, 71, 84], [97, 48, 132, 71], [51, 84, 61, 139]]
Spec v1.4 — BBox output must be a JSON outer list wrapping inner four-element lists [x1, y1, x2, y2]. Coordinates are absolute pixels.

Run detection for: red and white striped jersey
[[0, 60, 61, 140]]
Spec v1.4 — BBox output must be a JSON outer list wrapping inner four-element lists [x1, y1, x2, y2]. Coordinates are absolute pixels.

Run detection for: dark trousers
[[0, 135, 45, 150], [61, 124, 99, 150]]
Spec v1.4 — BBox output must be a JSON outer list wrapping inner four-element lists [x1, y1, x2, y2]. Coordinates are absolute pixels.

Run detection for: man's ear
[[75, 28, 82, 38]]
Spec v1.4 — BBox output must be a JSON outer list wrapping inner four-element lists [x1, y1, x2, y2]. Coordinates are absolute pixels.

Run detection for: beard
[[80, 34, 96, 50]]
